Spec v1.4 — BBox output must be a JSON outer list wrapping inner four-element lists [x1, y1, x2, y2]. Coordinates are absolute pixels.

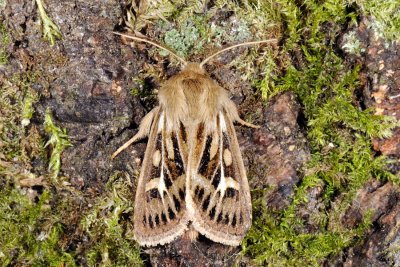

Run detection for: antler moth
[[112, 33, 276, 246]]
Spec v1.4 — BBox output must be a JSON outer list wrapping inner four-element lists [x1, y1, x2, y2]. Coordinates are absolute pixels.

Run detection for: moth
[[112, 33, 276, 246]]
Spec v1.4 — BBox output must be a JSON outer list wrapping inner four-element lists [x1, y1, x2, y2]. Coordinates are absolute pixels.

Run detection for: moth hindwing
[[124, 63, 256, 246]]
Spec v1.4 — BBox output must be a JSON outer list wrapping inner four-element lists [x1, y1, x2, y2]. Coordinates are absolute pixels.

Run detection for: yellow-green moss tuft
[[44, 109, 72, 180]]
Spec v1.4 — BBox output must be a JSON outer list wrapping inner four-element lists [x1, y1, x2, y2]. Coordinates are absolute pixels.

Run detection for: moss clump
[[81, 172, 142, 266], [125, 0, 178, 32], [353, 0, 400, 41], [44, 109, 72, 180], [0, 73, 39, 161], [0, 186, 75, 266], [0, 70, 140, 266], [35, 0, 62, 46], [244, 190, 372, 266], [0, 68, 74, 266], [21, 86, 39, 127], [0, 22, 9, 65], [242, 0, 398, 265]]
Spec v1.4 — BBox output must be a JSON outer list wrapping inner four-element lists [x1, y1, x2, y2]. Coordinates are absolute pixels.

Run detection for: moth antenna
[[113, 32, 187, 65], [200, 39, 278, 67]]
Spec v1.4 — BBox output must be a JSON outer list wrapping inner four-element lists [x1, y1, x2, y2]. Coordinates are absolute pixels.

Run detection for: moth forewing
[[222, 110, 252, 225], [133, 107, 190, 246], [187, 107, 252, 246]]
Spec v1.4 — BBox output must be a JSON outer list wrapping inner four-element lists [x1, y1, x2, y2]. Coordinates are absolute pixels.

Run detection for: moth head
[[180, 63, 205, 75]]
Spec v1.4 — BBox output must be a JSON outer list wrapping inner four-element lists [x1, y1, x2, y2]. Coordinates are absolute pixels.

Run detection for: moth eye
[[152, 149, 161, 167], [223, 148, 232, 166]]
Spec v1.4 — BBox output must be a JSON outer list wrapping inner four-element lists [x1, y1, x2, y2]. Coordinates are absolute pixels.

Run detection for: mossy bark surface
[[0, 0, 399, 266]]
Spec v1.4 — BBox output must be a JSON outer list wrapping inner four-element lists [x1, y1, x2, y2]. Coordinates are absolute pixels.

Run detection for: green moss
[[0, 185, 75, 266], [215, 0, 283, 39], [244, 206, 371, 266], [35, 0, 62, 46], [81, 171, 142, 266], [0, 73, 39, 161], [279, 53, 395, 145], [125, 0, 180, 32], [21, 86, 38, 127], [253, 50, 281, 100], [353, 0, 400, 41], [244, 124, 393, 265], [239, 0, 398, 265], [0, 23, 9, 65], [44, 109, 72, 180], [0, 68, 74, 266]]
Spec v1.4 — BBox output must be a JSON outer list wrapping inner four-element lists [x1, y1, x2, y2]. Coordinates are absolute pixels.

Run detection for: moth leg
[[235, 117, 260, 129], [111, 107, 159, 159], [224, 101, 260, 129]]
